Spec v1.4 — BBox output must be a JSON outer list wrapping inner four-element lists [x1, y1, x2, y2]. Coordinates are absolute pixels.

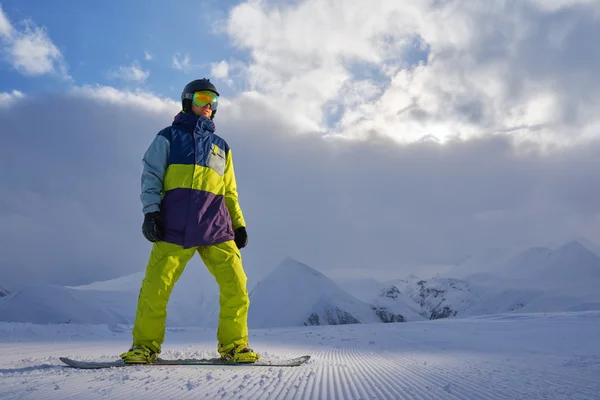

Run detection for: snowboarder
[[120, 78, 259, 364]]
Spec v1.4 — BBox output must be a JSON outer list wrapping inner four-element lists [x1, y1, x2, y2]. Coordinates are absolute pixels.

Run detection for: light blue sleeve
[[140, 134, 170, 214]]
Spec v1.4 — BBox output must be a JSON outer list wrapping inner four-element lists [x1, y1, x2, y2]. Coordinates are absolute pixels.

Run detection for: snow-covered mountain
[[248, 258, 387, 328], [0, 256, 414, 328], [334, 276, 428, 321], [446, 245, 526, 281], [0, 283, 135, 324], [449, 240, 600, 285], [1, 240, 599, 327], [0, 264, 221, 327], [409, 240, 600, 319], [402, 276, 539, 319], [499, 241, 600, 289]]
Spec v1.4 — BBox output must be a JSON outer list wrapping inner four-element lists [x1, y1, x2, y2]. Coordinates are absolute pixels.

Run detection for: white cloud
[[211, 60, 229, 79], [107, 61, 150, 82], [172, 53, 191, 71], [528, 0, 600, 13], [70, 85, 179, 114], [0, 86, 179, 286], [209, 59, 252, 92], [224, 0, 600, 146], [0, 4, 13, 38], [0, 90, 24, 107], [0, 6, 69, 78], [144, 51, 153, 61], [11, 25, 63, 75]]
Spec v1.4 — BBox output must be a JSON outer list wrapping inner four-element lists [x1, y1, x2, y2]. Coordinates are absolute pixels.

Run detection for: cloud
[[2, 85, 600, 287], [0, 90, 24, 107], [224, 0, 600, 146], [0, 4, 12, 38], [211, 60, 229, 79], [0, 0, 599, 287], [70, 85, 181, 115], [210, 58, 251, 91], [107, 61, 150, 82], [0, 5, 69, 78], [70, 85, 179, 113], [0, 86, 179, 287], [528, 0, 600, 13], [144, 51, 153, 61], [172, 53, 191, 72], [211, 60, 243, 89]]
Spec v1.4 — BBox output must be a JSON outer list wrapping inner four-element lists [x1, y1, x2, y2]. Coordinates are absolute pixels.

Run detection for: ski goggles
[[189, 91, 219, 110]]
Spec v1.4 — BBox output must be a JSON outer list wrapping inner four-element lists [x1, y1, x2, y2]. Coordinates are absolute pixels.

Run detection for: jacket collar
[[172, 112, 215, 135]]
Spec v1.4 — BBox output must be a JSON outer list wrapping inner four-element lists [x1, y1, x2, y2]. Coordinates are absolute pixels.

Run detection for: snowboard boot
[[120, 343, 159, 364], [218, 342, 260, 363]]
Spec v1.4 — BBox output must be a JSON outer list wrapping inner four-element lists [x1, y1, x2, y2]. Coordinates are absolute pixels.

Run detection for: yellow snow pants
[[131, 240, 249, 354]]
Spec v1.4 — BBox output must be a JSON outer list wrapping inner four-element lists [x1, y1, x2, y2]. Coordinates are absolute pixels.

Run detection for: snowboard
[[59, 355, 310, 369]]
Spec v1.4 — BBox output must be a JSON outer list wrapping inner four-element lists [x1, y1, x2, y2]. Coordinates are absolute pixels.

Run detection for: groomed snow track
[[1, 311, 599, 399]]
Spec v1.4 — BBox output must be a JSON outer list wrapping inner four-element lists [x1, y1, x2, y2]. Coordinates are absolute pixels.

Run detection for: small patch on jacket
[[208, 144, 226, 176]]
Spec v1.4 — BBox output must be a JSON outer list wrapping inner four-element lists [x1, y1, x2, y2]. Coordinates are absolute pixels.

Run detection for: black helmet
[[181, 78, 220, 118]]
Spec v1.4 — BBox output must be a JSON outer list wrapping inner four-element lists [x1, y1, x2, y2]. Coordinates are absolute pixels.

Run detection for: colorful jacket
[[140, 112, 245, 248]]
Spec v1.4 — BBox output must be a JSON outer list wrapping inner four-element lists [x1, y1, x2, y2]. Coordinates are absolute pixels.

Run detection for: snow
[[3, 240, 599, 327], [448, 240, 600, 288], [0, 311, 599, 399], [408, 240, 600, 319], [0, 265, 223, 327], [1, 239, 600, 398], [0, 283, 136, 325], [249, 257, 385, 328], [335, 276, 428, 321]]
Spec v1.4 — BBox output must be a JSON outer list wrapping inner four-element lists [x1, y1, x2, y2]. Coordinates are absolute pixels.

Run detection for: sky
[[1, 0, 600, 287]]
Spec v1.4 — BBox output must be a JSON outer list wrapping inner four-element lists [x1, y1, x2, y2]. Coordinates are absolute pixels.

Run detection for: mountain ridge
[[0, 239, 599, 326]]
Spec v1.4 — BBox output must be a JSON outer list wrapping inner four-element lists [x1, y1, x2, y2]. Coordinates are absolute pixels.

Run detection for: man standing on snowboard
[[121, 78, 259, 364]]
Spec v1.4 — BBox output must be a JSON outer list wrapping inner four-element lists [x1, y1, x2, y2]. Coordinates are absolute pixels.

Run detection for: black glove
[[142, 211, 163, 242], [234, 227, 248, 249]]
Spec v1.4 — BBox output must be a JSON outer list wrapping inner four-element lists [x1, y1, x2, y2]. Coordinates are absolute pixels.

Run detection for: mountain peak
[[550, 240, 600, 275], [275, 257, 325, 278], [248, 258, 383, 328], [557, 240, 590, 255]]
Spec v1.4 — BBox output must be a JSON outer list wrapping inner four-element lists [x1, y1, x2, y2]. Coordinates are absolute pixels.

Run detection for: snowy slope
[[500, 241, 600, 288], [2, 240, 599, 327], [404, 276, 545, 319], [1, 311, 599, 399], [446, 245, 526, 281], [335, 276, 428, 321], [0, 284, 136, 325], [0, 264, 221, 327], [248, 258, 385, 328], [2, 257, 406, 329], [449, 240, 600, 287], [71, 266, 222, 328], [412, 240, 600, 319], [67, 271, 146, 292]]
